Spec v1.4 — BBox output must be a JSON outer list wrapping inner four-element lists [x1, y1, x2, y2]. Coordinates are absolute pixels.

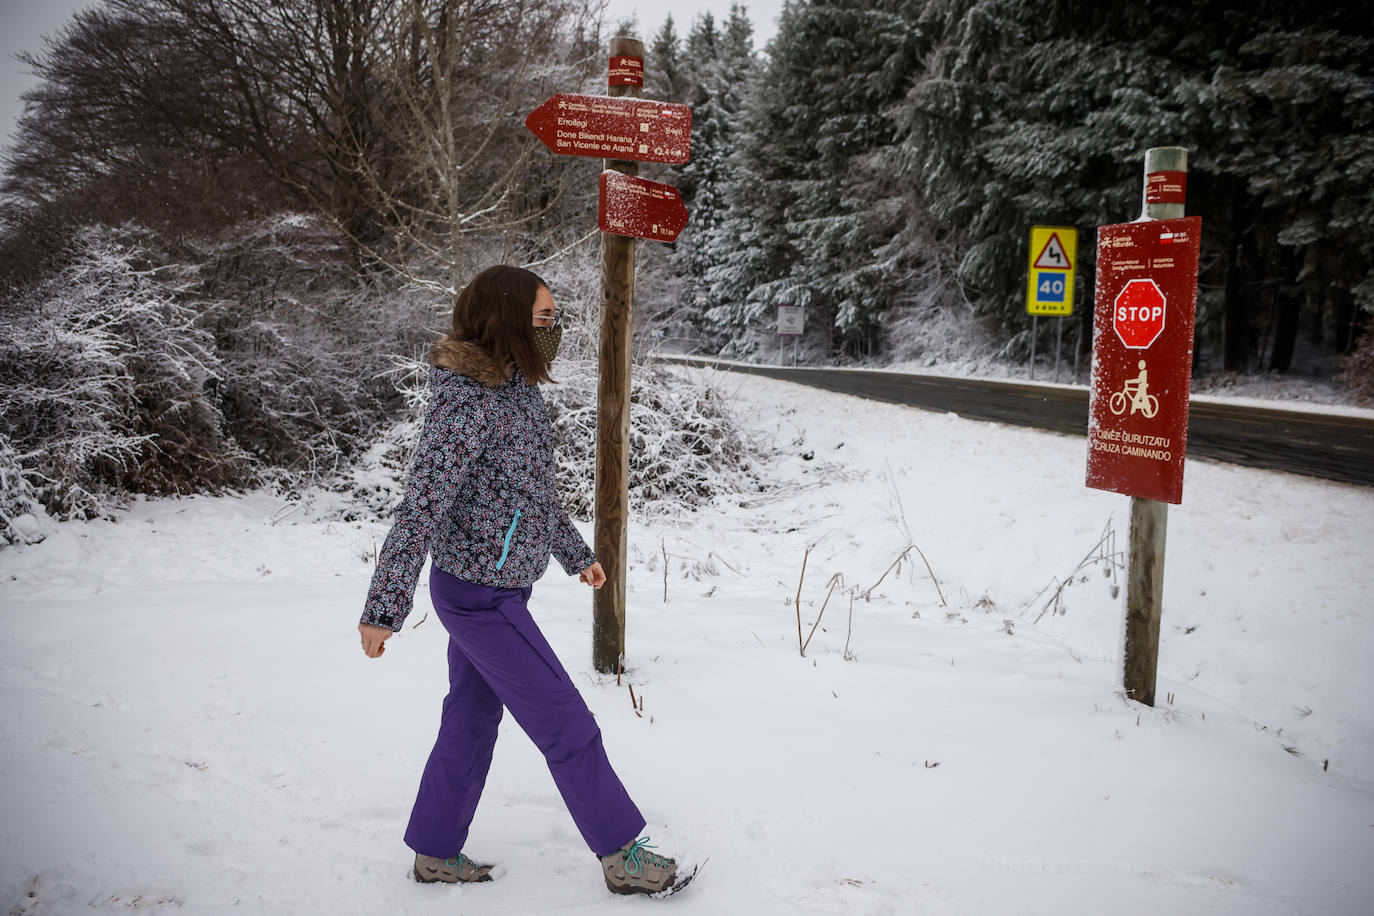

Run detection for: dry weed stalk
[[800, 573, 845, 656], [1025, 518, 1120, 622], [794, 541, 948, 658], [794, 546, 811, 653], [843, 591, 856, 661], [862, 543, 947, 607]]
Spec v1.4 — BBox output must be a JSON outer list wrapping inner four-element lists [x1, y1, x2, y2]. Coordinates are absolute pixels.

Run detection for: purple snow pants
[[403, 567, 645, 859]]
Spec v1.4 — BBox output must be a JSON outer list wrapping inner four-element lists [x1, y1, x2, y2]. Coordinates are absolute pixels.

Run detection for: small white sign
[[777, 305, 804, 336]]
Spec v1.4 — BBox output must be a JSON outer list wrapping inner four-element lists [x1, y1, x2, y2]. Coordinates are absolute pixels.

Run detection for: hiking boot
[[413, 852, 494, 883], [600, 836, 677, 895]]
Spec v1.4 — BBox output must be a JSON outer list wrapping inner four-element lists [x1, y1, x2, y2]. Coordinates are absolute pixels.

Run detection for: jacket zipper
[[495, 510, 521, 570]]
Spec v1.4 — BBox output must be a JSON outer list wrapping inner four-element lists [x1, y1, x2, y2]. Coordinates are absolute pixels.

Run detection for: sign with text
[[1026, 226, 1077, 316], [608, 56, 644, 87], [778, 305, 804, 336], [1145, 170, 1187, 206], [598, 171, 688, 243], [525, 93, 691, 164], [1086, 216, 1202, 504]]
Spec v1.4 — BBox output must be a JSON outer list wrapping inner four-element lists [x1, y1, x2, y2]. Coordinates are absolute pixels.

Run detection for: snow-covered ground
[[2, 370, 1371, 915]]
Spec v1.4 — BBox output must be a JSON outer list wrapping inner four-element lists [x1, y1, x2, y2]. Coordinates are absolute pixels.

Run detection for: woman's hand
[[579, 562, 606, 589], [359, 623, 393, 658]]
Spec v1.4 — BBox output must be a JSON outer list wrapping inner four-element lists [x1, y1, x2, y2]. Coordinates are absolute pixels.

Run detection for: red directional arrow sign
[[599, 171, 689, 243], [525, 93, 691, 164]]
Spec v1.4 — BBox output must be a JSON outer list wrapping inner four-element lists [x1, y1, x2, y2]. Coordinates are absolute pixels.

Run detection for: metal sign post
[[778, 305, 804, 365], [1085, 147, 1200, 706], [1026, 226, 1078, 381]]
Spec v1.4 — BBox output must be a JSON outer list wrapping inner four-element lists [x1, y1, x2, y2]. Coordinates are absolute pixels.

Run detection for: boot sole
[[604, 861, 703, 898], [605, 880, 662, 895], [414, 866, 493, 884]]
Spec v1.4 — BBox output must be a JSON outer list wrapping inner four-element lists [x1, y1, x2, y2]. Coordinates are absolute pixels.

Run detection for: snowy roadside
[[660, 353, 1374, 418], [1, 371, 1371, 915], [883, 351, 1365, 411]]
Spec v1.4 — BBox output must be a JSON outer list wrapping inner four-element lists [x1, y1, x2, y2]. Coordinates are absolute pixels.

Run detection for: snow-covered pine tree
[[701, 0, 921, 359], [1194, 17, 1374, 372], [636, 6, 761, 352], [646, 15, 690, 104], [678, 7, 759, 322], [884, 0, 1373, 375]]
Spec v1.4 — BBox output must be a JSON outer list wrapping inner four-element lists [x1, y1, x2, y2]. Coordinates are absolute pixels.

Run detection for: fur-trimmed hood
[[428, 336, 512, 388]]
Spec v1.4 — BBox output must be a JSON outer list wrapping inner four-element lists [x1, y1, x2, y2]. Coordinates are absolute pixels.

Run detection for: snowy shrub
[[1, 216, 773, 527], [543, 359, 772, 520], [330, 357, 430, 521], [884, 297, 1001, 369], [0, 436, 46, 545], [0, 214, 434, 524], [1337, 329, 1374, 406], [190, 215, 439, 481], [511, 256, 774, 519], [0, 226, 252, 519]]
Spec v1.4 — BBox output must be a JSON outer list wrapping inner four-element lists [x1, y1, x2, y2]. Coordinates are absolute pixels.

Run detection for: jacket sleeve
[[360, 384, 488, 631], [549, 501, 596, 576]]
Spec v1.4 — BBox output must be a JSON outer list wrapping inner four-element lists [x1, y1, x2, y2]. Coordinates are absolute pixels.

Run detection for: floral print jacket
[[360, 338, 595, 631]]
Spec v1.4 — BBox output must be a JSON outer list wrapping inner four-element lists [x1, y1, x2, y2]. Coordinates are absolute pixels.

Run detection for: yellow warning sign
[[1026, 226, 1078, 316]]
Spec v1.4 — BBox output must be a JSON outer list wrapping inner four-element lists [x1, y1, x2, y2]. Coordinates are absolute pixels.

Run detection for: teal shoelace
[[622, 837, 671, 875]]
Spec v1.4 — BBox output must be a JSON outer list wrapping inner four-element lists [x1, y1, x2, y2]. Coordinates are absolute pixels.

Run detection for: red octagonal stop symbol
[[1113, 279, 1167, 349]]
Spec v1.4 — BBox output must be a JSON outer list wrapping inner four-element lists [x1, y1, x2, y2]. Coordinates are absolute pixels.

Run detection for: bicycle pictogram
[[1109, 360, 1159, 418]]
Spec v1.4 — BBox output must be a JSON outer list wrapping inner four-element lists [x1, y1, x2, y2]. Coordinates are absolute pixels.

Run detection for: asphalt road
[[665, 357, 1374, 488]]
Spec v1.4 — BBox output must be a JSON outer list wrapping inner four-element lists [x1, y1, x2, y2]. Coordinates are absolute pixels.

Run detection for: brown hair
[[444, 265, 552, 385]]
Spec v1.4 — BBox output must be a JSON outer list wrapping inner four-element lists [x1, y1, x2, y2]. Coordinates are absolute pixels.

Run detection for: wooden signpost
[[526, 36, 692, 674], [1086, 146, 1200, 707]]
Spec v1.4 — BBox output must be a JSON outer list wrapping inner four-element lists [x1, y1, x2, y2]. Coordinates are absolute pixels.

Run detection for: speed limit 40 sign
[[1026, 226, 1078, 316]]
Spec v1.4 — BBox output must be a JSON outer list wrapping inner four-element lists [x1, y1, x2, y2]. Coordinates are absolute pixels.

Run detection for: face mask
[[532, 325, 562, 363]]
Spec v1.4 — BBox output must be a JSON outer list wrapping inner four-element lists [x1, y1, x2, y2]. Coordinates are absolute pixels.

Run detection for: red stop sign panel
[[1113, 279, 1167, 349], [1087, 216, 1202, 504]]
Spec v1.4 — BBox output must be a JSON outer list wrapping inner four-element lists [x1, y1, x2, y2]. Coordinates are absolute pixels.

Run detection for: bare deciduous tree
[[349, 0, 602, 291], [3, 0, 607, 278]]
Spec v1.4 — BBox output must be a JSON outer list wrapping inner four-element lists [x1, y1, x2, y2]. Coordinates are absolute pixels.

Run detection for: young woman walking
[[357, 265, 679, 895]]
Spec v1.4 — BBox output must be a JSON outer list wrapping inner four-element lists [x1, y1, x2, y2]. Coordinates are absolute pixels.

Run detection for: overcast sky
[[0, 0, 783, 157], [1, 0, 92, 151], [604, 0, 783, 49]]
